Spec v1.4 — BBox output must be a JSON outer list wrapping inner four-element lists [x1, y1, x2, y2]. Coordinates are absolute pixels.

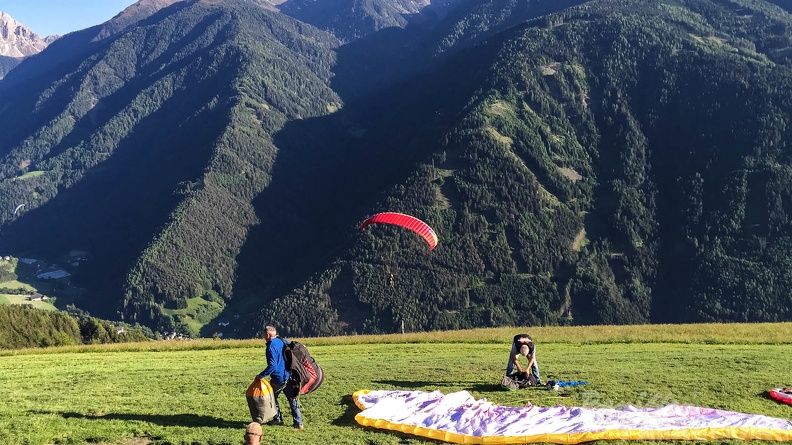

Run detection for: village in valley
[[0, 250, 88, 311], [0, 251, 195, 340]]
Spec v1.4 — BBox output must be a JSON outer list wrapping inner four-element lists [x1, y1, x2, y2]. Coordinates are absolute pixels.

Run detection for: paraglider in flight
[[359, 212, 438, 250], [13, 204, 24, 216]]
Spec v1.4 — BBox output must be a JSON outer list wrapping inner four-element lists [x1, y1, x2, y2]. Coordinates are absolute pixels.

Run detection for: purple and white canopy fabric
[[353, 389, 792, 444]]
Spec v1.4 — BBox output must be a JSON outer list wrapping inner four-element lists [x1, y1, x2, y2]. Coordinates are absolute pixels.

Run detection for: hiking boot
[[293, 424, 304, 430], [266, 419, 284, 426]]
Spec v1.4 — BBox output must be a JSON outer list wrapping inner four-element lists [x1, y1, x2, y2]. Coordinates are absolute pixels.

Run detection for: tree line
[[0, 304, 150, 349]]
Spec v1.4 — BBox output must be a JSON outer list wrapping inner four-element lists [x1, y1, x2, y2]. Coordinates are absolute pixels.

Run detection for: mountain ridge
[[0, 11, 50, 57], [0, 11, 54, 79], [0, 0, 791, 337]]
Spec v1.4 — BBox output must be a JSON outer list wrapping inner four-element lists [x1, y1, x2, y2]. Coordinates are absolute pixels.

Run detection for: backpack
[[282, 339, 324, 395], [510, 371, 538, 388], [501, 371, 537, 390], [245, 376, 277, 424], [500, 374, 519, 391]]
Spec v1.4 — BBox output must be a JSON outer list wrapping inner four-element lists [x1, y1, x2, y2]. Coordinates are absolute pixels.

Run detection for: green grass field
[[0, 279, 33, 290], [1, 324, 791, 445], [0, 293, 57, 310], [13, 170, 46, 180], [162, 296, 224, 337], [0, 279, 59, 310]]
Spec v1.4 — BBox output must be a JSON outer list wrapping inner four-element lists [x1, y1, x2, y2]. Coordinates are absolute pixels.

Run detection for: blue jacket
[[258, 337, 290, 384]]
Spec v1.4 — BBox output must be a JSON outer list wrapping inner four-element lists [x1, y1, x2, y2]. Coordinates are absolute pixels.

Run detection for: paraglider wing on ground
[[353, 389, 792, 444], [769, 388, 792, 406]]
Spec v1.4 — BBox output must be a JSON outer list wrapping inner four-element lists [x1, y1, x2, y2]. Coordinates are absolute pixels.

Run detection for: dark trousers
[[270, 380, 302, 427]]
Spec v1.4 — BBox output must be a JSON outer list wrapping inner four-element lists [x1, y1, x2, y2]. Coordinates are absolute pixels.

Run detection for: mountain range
[[0, 11, 55, 78], [0, 0, 791, 338]]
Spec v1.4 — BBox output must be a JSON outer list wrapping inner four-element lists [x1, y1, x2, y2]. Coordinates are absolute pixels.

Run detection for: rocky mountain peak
[[0, 11, 49, 57]]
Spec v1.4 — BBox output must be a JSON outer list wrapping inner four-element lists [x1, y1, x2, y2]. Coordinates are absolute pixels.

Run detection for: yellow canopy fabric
[[353, 389, 792, 444]]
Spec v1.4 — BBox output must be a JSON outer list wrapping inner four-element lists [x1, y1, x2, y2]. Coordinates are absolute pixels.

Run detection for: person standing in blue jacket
[[258, 325, 303, 429]]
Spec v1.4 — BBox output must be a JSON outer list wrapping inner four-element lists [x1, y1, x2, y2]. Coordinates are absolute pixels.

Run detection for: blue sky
[[1, 0, 138, 37]]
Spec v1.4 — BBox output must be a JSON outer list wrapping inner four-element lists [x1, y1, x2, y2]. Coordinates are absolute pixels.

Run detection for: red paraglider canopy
[[359, 212, 438, 250]]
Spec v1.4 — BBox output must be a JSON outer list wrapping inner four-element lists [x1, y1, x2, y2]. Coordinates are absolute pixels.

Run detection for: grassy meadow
[[0, 293, 58, 310], [1, 323, 791, 445]]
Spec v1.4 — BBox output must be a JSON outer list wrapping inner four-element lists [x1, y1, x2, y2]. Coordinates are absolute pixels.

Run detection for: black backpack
[[508, 371, 538, 389], [282, 339, 324, 395]]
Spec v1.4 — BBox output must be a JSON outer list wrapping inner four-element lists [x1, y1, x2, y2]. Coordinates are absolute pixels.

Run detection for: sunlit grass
[[162, 296, 224, 336], [292, 322, 792, 346], [0, 323, 791, 444], [0, 279, 35, 290], [13, 170, 46, 180], [0, 294, 57, 310]]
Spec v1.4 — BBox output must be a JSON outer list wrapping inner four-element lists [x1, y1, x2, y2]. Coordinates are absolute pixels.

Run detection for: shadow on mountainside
[[226, 21, 502, 337]]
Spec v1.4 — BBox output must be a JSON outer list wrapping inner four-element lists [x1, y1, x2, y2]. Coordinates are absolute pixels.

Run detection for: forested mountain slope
[[0, 0, 791, 338], [257, 0, 792, 336], [279, 0, 587, 100], [0, 0, 342, 332]]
